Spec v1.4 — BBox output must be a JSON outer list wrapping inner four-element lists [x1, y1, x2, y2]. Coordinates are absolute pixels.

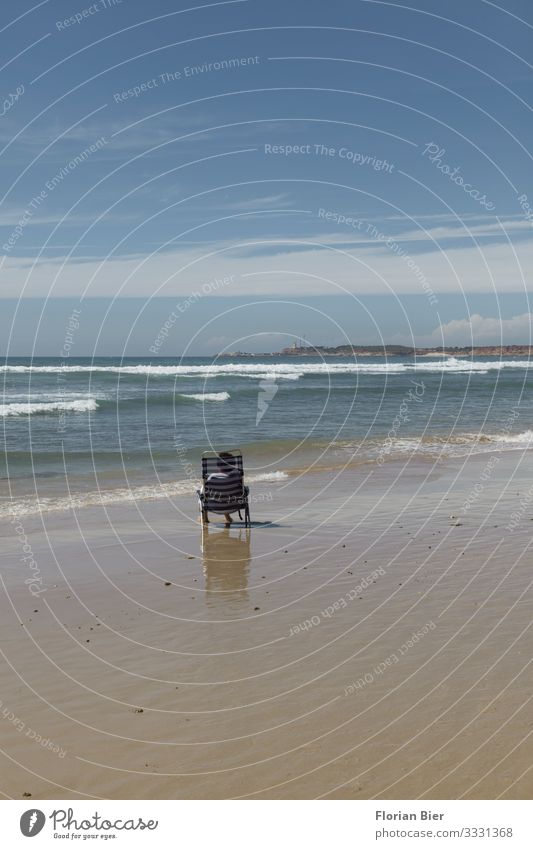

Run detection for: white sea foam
[[178, 392, 230, 401], [488, 429, 533, 446], [0, 392, 100, 401], [249, 471, 289, 481], [430, 431, 533, 452], [3, 479, 197, 518], [335, 429, 533, 464], [1, 358, 531, 377], [0, 399, 98, 416], [3, 467, 289, 517]]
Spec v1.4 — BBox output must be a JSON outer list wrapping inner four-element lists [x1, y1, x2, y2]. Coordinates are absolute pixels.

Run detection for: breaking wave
[[0, 399, 98, 416], [2, 357, 533, 378], [178, 392, 230, 402]]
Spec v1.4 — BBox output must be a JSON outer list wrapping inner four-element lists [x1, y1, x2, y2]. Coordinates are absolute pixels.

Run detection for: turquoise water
[[1, 355, 532, 515]]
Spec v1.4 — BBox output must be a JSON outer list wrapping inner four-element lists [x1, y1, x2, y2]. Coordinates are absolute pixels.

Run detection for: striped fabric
[[198, 450, 250, 523], [204, 470, 246, 512], [201, 452, 244, 478]]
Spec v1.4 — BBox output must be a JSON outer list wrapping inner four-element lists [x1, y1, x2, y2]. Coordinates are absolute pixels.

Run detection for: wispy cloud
[[0, 113, 212, 155], [218, 192, 293, 210], [382, 217, 533, 244]]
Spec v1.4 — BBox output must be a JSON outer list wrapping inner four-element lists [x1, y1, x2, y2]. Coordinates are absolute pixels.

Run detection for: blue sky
[[1, 0, 533, 354]]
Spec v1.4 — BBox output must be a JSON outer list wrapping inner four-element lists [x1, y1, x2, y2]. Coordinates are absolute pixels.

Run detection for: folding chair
[[197, 449, 251, 527]]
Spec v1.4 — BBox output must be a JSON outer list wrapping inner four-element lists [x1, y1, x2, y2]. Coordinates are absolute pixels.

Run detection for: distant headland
[[219, 344, 533, 358]]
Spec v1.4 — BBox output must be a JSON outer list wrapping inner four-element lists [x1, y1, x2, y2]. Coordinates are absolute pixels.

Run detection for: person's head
[[216, 452, 236, 473]]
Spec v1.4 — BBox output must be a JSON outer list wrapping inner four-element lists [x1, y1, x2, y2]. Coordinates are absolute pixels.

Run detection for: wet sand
[[1, 451, 533, 799]]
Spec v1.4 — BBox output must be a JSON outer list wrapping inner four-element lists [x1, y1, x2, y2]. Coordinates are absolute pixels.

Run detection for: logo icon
[[20, 809, 45, 837], [256, 377, 279, 425]]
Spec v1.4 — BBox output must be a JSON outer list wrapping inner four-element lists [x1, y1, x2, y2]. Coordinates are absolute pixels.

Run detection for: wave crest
[[2, 359, 533, 377], [178, 392, 230, 402], [0, 399, 98, 417]]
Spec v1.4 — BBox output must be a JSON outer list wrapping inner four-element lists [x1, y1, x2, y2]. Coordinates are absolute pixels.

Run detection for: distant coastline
[[218, 344, 533, 358]]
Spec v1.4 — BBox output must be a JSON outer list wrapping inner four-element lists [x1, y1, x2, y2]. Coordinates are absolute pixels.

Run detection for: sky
[[1, 0, 533, 354]]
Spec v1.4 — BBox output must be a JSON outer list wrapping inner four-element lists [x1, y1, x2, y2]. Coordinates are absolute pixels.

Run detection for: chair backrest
[[201, 450, 244, 481], [202, 450, 245, 506]]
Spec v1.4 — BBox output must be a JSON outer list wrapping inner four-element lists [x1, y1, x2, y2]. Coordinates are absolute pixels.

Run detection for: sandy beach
[[1, 449, 533, 800]]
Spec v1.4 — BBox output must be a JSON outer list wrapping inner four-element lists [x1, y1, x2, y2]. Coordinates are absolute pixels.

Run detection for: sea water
[[1, 355, 532, 516]]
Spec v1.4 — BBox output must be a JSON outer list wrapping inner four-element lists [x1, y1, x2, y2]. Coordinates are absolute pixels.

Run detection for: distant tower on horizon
[[292, 335, 308, 349]]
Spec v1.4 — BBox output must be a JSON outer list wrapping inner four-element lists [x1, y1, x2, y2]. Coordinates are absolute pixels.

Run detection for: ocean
[[1, 355, 532, 518]]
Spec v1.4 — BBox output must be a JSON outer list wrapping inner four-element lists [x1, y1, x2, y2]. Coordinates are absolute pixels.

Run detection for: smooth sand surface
[[1, 452, 533, 799]]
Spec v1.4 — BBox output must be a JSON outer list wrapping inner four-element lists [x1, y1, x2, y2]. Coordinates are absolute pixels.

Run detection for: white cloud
[[1, 225, 533, 299], [432, 313, 533, 345]]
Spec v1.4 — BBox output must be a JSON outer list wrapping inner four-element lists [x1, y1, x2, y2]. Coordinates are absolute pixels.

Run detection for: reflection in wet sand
[[201, 526, 251, 608]]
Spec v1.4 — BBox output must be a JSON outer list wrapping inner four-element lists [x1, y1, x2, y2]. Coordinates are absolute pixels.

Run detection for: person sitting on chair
[[205, 452, 243, 527]]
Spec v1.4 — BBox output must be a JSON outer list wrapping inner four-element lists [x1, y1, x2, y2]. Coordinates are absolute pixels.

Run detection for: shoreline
[[2, 430, 532, 520]]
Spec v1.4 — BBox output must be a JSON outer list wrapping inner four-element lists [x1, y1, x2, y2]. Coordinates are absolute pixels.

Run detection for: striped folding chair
[[197, 449, 251, 527]]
